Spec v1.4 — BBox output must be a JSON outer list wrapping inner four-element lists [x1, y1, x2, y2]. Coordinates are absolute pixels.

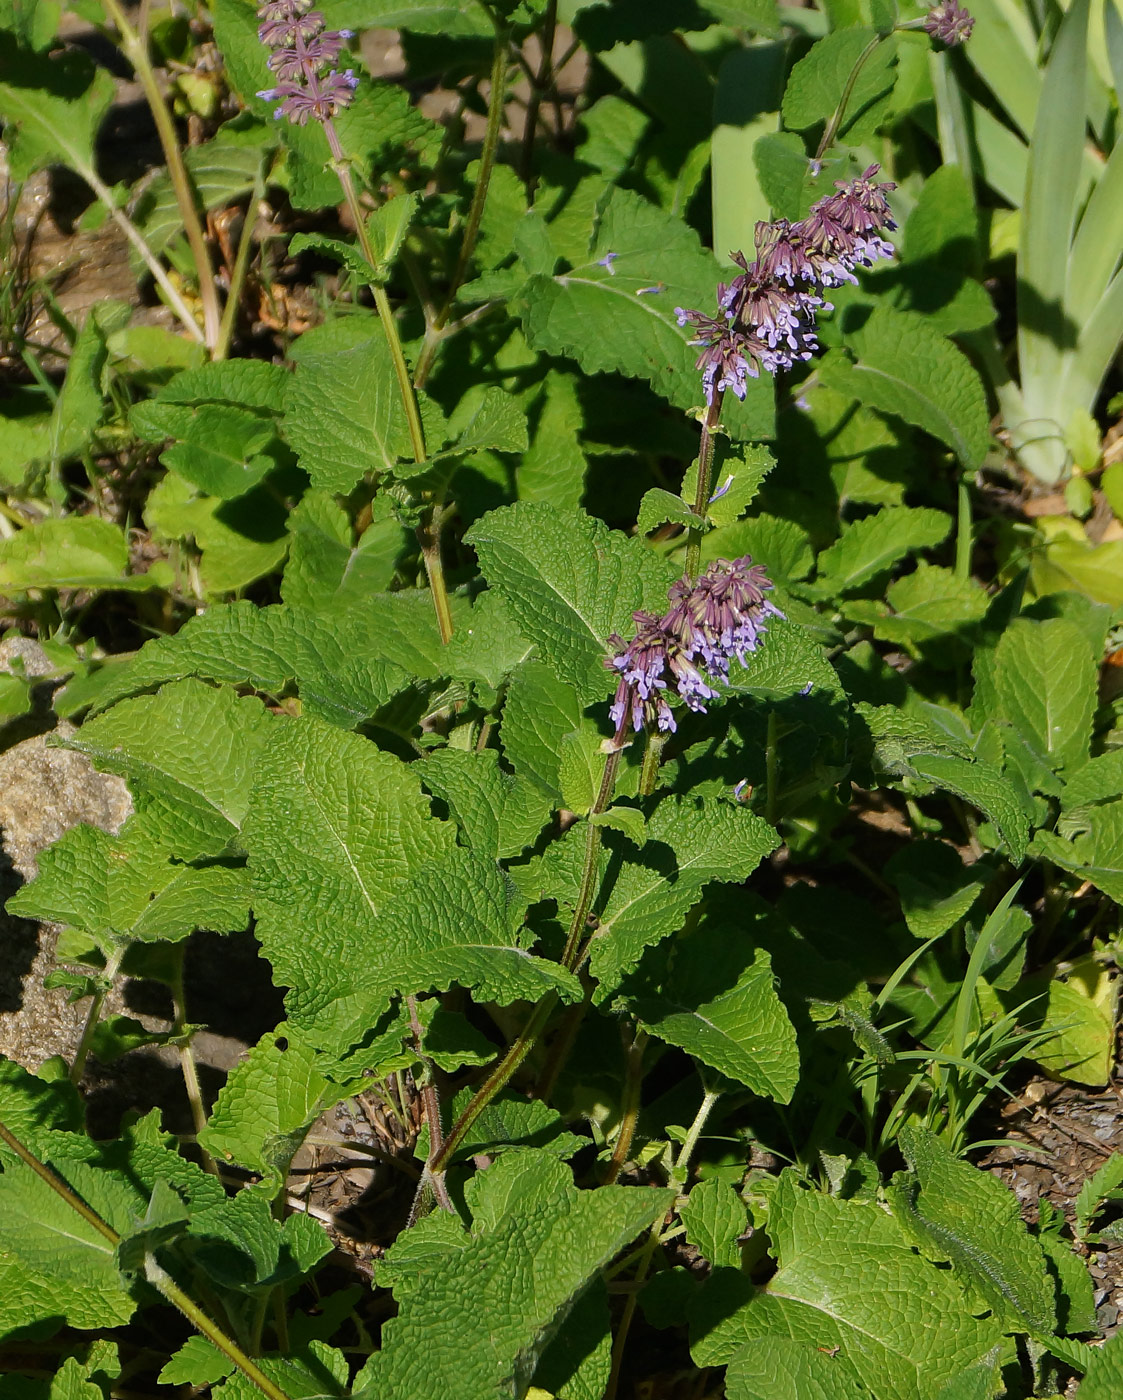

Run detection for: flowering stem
[[323, 122, 456, 643], [414, 31, 509, 389], [639, 731, 667, 797], [101, 0, 222, 352], [432, 744, 622, 1175], [814, 34, 885, 162], [684, 391, 724, 581]]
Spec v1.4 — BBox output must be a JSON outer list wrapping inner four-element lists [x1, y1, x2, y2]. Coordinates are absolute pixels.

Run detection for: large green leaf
[[820, 310, 990, 468], [0, 44, 112, 182], [623, 909, 797, 1100], [817, 508, 950, 594], [516, 187, 773, 438], [361, 1151, 673, 1400], [692, 1174, 1003, 1400], [889, 1125, 1055, 1335], [467, 502, 676, 699], [725, 1337, 874, 1400], [0, 517, 161, 593], [991, 618, 1097, 774]]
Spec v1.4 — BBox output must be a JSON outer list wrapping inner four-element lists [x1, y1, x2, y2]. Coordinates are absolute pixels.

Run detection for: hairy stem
[[814, 34, 885, 162], [406, 993, 454, 1215], [603, 1026, 647, 1185], [671, 1087, 721, 1190], [324, 122, 457, 643], [0, 1120, 295, 1400], [414, 32, 509, 389], [70, 945, 126, 1086], [168, 946, 217, 1177], [433, 745, 623, 1176], [101, 0, 222, 351], [684, 392, 724, 580], [638, 731, 667, 798]]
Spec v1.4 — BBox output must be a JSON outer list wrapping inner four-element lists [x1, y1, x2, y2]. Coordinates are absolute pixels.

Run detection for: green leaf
[[0, 45, 113, 182], [443, 386, 528, 457], [135, 118, 274, 265], [725, 1337, 874, 1400], [0, 1163, 135, 1331], [500, 657, 589, 802], [154, 358, 289, 413], [624, 910, 798, 1100], [1075, 1152, 1123, 1238], [691, 1173, 1003, 1398], [1077, 1332, 1123, 1399], [362, 1150, 673, 1400], [782, 30, 897, 139], [61, 679, 273, 854], [0, 0, 61, 49], [430, 1091, 586, 1165], [282, 492, 408, 615], [847, 564, 989, 649], [518, 370, 588, 512], [7, 817, 249, 943], [885, 841, 984, 939], [590, 795, 779, 998], [532, 1277, 612, 1400], [467, 502, 675, 700], [420, 748, 551, 860], [0, 517, 157, 593], [200, 1025, 400, 1193], [888, 1124, 1056, 1335], [283, 324, 413, 493], [136, 402, 279, 499], [158, 1338, 234, 1387], [1034, 800, 1123, 905], [0, 1057, 83, 1146], [683, 443, 774, 528], [86, 602, 413, 729], [820, 309, 990, 468], [52, 301, 129, 464], [442, 590, 535, 690], [817, 507, 951, 593], [681, 1178, 748, 1269], [637, 488, 704, 536], [516, 187, 773, 438], [288, 231, 379, 284], [1016, 956, 1118, 1085], [319, 0, 491, 34], [702, 515, 812, 582], [144, 473, 286, 597], [991, 618, 1097, 774]]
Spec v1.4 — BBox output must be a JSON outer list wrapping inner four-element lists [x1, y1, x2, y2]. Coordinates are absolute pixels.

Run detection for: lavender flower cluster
[[675, 165, 897, 405], [256, 0, 357, 126], [607, 556, 782, 735], [924, 0, 975, 45]]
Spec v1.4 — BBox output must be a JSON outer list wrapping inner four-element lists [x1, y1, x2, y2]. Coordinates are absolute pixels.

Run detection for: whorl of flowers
[[924, 0, 975, 46], [674, 165, 897, 405], [607, 556, 782, 736], [256, 0, 357, 126]]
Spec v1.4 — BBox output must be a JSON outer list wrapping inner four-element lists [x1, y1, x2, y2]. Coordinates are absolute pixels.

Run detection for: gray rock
[[0, 724, 132, 1071]]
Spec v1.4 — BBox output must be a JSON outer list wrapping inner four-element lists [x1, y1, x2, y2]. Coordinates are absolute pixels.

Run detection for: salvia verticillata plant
[[6, 2, 1123, 1400]]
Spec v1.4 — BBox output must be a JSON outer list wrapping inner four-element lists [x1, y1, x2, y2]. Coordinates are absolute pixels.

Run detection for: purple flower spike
[[256, 0, 356, 126], [924, 0, 975, 45], [675, 165, 896, 403], [605, 555, 782, 737]]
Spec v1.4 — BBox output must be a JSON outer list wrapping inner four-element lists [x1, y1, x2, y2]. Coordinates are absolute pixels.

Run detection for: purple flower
[[924, 0, 975, 45], [606, 556, 782, 736], [256, 0, 356, 126], [675, 165, 896, 403]]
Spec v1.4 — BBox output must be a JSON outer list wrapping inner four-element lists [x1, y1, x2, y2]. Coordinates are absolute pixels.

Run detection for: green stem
[[414, 32, 509, 389], [433, 745, 622, 1175], [0, 1120, 295, 1400], [764, 708, 779, 829], [671, 1087, 721, 1191], [955, 472, 972, 580], [323, 122, 427, 467], [560, 747, 622, 971], [603, 1027, 647, 1185], [323, 122, 457, 643], [684, 392, 724, 581], [814, 34, 885, 162], [638, 731, 667, 798], [168, 946, 217, 1177], [146, 1257, 295, 1400], [214, 156, 269, 362], [406, 993, 454, 1214], [70, 945, 126, 1086], [101, 0, 222, 351]]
